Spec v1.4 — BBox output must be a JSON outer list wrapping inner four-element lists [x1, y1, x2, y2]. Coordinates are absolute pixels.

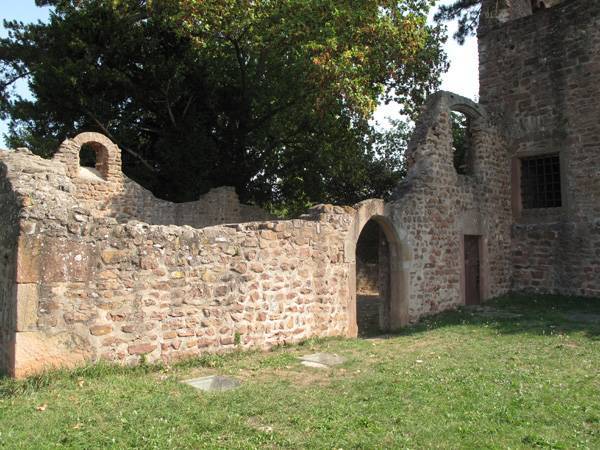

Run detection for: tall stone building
[[478, 0, 600, 295], [0, 0, 597, 377]]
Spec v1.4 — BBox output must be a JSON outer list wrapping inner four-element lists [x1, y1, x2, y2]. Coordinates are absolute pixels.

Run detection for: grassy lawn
[[0, 295, 598, 449]]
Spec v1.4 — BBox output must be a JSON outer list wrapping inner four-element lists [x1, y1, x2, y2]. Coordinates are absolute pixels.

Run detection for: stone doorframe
[[344, 199, 410, 337], [458, 210, 490, 305]]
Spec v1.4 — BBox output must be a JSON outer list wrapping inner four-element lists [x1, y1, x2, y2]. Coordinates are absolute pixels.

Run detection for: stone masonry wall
[[0, 145, 357, 376], [390, 92, 513, 319], [0, 96, 514, 376], [356, 263, 378, 294], [479, 0, 600, 297], [13, 214, 352, 376], [0, 83, 518, 376], [53, 132, 271, 228]]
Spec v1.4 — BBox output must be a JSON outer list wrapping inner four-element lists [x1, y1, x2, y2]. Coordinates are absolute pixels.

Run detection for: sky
[[0, 0, 478, 146]]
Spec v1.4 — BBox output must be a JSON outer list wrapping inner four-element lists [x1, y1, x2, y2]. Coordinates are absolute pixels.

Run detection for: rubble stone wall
[[0, 143, 356, 376], [13, 211, 353, 376], [0, 89, 515, 376], [389, 92, 513, 319], [479, 0, 600, 297], [356, 264, 378, 295], [53, 132, 271, 227]]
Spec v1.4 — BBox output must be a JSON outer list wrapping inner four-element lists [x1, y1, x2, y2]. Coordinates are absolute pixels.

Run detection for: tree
[[1, 0, 447, 212], [451, 111, 470, 174], [434, 0, 480, 44]]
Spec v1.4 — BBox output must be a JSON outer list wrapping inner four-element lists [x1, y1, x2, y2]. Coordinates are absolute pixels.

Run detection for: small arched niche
[[78, 141, 109, 181], [55, 132, 121, 182]]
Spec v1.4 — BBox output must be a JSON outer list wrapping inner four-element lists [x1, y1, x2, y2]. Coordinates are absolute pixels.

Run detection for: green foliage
[[0, 295, 598, 448], [451, 110, 470, 174], [434, 0, 481, 44], [0, 0, 447, 212]]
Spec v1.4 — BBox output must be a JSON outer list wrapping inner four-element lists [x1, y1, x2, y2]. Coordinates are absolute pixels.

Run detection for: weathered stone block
[[89, 324, 113, 336], [101, 249, 131, 264], [13, 331, 91, 378], [16, 284, 39, 332], [17, 236, 98, 283], [127, 343, 156, 355]]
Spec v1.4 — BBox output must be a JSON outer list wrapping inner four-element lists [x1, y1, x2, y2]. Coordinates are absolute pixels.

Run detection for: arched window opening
[[78, 142, 107, 180], [355, 219, 391, 337], [451, 111, 473, 175], [79, 143, 96, 168]]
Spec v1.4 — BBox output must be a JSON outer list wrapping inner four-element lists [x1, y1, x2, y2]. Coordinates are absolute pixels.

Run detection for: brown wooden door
[[464, 235, 481, 305]]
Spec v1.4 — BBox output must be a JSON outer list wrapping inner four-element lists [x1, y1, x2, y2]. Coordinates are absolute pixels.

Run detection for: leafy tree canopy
[[1, 0, 447, 214]]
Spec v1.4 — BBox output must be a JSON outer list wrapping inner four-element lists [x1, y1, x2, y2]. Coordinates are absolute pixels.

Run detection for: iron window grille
[[520, 154, 562, 209]]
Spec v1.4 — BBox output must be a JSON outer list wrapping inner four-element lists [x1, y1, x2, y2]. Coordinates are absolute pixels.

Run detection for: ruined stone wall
[[390, 92, 513, 319], [0, 146, 358, 376], [356, 296, 385, 335], [479, 0, 600, 296], [53, 132, 270, 228], [356, 264, 378, 294], [13, 215, 352, 376], [110, 184, 271, 228], [0, 85, 517, 376], [0, 92, 517, 375]]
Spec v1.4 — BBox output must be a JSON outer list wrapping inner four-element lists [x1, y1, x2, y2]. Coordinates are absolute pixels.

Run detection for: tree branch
[[163, 79, 178, 127], [181, 95, 194, 120], [0, 70, 31, 91], [82, 108, 158, 173]]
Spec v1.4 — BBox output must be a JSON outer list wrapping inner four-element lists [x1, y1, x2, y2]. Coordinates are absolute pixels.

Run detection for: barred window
[[521, 154, 562, 209]]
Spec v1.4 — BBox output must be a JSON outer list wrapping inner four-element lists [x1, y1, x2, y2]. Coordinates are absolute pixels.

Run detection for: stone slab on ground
[[299, 353, 346, 369], [466, 305, 523, 319], [182, 375, 241, 392]]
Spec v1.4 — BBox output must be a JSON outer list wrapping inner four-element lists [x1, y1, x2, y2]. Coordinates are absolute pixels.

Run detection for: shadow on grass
[[395, 293, 600, 340], [1, 294, 597, 395], [0, 340, 336, 398]]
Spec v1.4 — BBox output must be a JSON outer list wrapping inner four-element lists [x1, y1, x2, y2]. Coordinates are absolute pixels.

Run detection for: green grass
[[0, 294, 598, 449]]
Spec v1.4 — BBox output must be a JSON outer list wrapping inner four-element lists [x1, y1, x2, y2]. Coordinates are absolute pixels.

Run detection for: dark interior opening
[[356, 219, 391, 337], [79, 143, 97, 168]]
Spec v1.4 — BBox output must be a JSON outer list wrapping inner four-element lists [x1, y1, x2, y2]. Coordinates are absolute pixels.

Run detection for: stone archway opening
[[79, 143, 97, 168], [346, 200, 409, 338], [355, 219, 391, 337], [78, 141, 109, 181]]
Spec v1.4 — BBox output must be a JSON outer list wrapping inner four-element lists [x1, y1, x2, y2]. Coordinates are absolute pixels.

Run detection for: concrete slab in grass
[[183, 375, 241, 392], [299, 353, 346, 369]]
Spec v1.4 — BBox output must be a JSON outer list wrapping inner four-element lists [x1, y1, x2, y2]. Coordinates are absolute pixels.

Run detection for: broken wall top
[[479, 0, 567, 34], [0, 132, 272, 230]]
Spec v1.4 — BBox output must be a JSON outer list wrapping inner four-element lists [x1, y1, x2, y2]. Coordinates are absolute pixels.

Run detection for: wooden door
[[464, 235, 481, 305]]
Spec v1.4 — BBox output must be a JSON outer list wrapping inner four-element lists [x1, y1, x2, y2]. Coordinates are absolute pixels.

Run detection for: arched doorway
[[355, 219, 391, 336], [345, 200, 410, 338]]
